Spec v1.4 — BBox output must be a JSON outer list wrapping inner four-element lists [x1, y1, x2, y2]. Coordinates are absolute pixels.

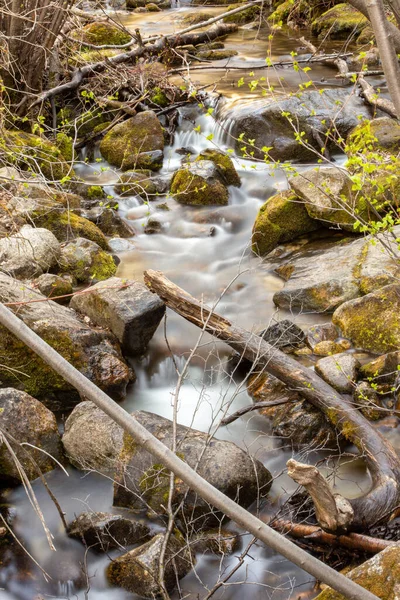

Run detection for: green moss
[[33, 210, 109, 249], [87, 185, 105, 199], [151, 87, 168, 107], [69, 48, 120, 68], [267, 0, 294, 23], [1, 130, 74, 181], [180, 12, 213, 25], [55, 132, 75, 162], [170, 167, 229, 206], [79, 22, 131, 46], [252, 190, 319, 256], [224, 3, 260, 23], [311, 3, 368, 39], [196, 49, 238, 60], [75, 109, 113, 137], [197, 149, 241, 186], [90, 252, 117, 281]]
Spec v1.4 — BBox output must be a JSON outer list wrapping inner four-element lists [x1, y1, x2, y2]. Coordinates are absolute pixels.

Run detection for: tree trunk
[[144, 269, 400, 532]]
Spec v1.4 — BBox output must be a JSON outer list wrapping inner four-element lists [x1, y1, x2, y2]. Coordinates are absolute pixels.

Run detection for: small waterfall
[[57, 579, 75, 598]]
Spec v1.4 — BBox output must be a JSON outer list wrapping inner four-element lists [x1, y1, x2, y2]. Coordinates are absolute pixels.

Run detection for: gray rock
[[259, 319, 305, 349], [289, 167, 366, 231], [0, 388, 63, 484], [59, 237, 117, 283], [115, 170, 169, 199], [0, 225, 60, 279], [83, 207, 135, 238], [0, 274, 131, 405], [70, 277, 165, 355], [306, 323, 338, 349], [106, 533, 193, 597], [67, 511, 150, 552], [191, 529, 239, 555], [230, 89, 372, 162], [108, 238, 135, 253], [62, 402, 124, 474], [315, 353, 359, 393], [113, 411, 272, 526], [33, 273, 73, 302]]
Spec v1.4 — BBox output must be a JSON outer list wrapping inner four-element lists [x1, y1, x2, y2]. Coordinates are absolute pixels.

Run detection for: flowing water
[[0, 7, 388, 600]]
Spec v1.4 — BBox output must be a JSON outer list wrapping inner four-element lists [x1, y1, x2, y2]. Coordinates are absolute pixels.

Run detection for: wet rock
[[354, 381, 384, 420], [0, 388, 63, 484], [62, 402, 124, 474], [108, 238, 135, 253], [347, 117, 400, 154], [197, 148, 241, 187], [33, 273, 73, 302], [84, 207, 134, 238], [311, 3, 367, 39], [116, 169, 169, 199], [332, 284, 400, 353], [144, 217, 162, 234], [306, 323, 338, 349], [0, 274, 131, 404], [0, 225, 60, 279], [230, 89, 372, 162], [252, 190, 320, 256], [314, 544, 400, 600], [70, 277, 165, 355], [360, 351, 400, 384], [59, 238, 117, 283], [247, 371, 296, 408], [33, 209, 109, 250], [196, 49, 238, 60], [113, 411, 272, 525], [106, 533, 193, 597], [313, 340, 350, 356], [192, 529, 239, 555], [259, 319, 305, 350], [289, 167, 367, 231], [315, 353, 359, 393], [100, 111, 164, 171], [67, 511, 150, 551], [171, 160, 229, 206]]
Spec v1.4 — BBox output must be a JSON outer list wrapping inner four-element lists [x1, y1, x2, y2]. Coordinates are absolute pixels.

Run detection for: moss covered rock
[[347, 117, 400, 155], [84, 207, 134, 238], [33, 273, 73, 302], [0, 388, 63, 484], [180, 11, 213, 24], [59, 238, 117, 283], [197, 148, 241, 186], [113, 411, 272, 526], [55, 132, 75, 163], [314, 544, 400, 600], [252, 190, 319, 256], [171, 160, 229, 206], [77, 21, 131, 46], [196, 49, 238, 60], [107, 533, 193, 596], [0, 274, 131, 407], [311, 3, 368, 39], [115, 169, 166, 199], [332, 284, 400, 353], [100, 111, 164, 171], [33, 209, 109, 250], [2, 130, 74, 181], [224, 3, 260, 23]]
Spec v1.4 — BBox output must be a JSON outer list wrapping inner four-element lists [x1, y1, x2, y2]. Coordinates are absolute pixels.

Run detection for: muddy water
[[1, 8, 381, 600]]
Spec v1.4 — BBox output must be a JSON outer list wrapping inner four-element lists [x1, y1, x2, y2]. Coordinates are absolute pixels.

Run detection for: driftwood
[[271, 519, 396, 554], [144, 269, 400, 533]]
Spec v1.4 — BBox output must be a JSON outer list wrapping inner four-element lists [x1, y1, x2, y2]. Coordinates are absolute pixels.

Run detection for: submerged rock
[[100, 111, 164, 171], [59, 238, 117, 283], [252, 190, 319, 256], [171, 160, 229, 206], [0, 225, 60, 279], [0, 275, 131, 405], [74, 21, 132, 45], [0, 388, 63, 484], [314, 544, 400, 600], [230, 89, 372, 162], [62, 402, 124, 474], [70, 277, 165, 355], [332, 284, 400, 353], [315, 353, 359, 394], [67, 511, 150, 552], [113, 411, 272, 525], [106, 533, 193, 597]]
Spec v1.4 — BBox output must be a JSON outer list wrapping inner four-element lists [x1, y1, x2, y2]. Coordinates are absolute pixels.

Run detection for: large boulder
[[289, 167, 368, 231], [106, 533, 193, 597], [0, 275, 131, 407], [100, 111, 164, 171], [332, 284, 400, 353], [59, 238, 117, 283], [0, 225, 60, 279], [67, 511, 150, 552], [171, 161, 229, 206], [113, 411, 272, 525], [62, 402, 124, 474], [70, 277, 165, 355], [33, 210, 109, 250], [314, 544, 400, 600], [0, 388, 63, 483], [229, 89, 372, 162], [252, 190, 319, 256], [273, 227, 400, 312]]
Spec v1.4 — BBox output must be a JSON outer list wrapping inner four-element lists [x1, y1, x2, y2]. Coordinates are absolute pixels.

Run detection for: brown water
[[1, 8, 386, 600]]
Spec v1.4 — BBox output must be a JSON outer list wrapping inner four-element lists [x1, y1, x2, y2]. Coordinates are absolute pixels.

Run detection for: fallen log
[[270, 518, 396, 554], [144, 269, 400, 533]]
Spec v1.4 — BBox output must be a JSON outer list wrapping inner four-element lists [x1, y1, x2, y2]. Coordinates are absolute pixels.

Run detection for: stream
[[0, 6, 390, 600]]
